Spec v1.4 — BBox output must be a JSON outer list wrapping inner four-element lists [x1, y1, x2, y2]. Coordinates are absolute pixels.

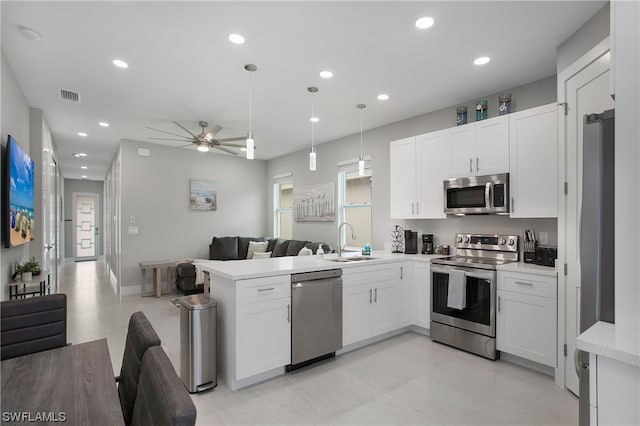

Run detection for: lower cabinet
[[496, 270, 557, 367], [342, 263, 406, 346], [414, 262, 431, 329], [235, 276, 291, 380]]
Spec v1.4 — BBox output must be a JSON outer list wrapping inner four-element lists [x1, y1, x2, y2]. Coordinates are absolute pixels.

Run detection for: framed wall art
[[293, 182, 335, 222], [190, 179, 217, 210]]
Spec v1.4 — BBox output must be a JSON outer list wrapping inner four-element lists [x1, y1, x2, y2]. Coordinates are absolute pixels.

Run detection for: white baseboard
[[499, 352, 555, 377], [119, 285, 141, 296]]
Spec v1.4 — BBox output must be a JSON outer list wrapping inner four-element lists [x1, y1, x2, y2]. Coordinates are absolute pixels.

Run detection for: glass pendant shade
[[246, 134, 254, 160], [309, 148, 317, 171], [358, 157, 365, 176]]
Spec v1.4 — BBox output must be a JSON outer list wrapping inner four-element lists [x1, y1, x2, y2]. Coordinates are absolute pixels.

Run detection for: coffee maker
[[422, 234, 434, 254], [404, 230, 418, 254]]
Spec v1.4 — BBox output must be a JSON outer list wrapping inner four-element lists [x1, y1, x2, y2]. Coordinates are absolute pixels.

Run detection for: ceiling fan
[[146, 120, 246, 155]]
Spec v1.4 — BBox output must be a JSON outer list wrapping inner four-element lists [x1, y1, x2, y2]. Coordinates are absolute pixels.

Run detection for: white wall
[[63, 179, 105, 258], [1, 50, 31, 295], [267, 76, 558, 250], [118, 140, 268, 288], [557, 4, 610, 75], [612, 0, 639, 329]]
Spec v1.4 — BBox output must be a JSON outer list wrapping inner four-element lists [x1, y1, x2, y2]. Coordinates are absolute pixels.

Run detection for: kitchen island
[[197, 252, 442, 390]]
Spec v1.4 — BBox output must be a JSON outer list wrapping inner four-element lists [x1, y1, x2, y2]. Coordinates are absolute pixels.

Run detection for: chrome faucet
[[337, 222, 357, 257]]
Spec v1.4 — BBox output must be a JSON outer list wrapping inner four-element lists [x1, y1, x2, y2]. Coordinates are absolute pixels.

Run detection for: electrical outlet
[[539, 232, 548, 245], [128, 226, 138, 235]]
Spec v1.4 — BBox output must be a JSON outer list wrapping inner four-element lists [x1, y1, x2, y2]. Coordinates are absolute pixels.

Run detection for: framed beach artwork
[[190, 179, 217, 210], [293, 182, 335, 222]]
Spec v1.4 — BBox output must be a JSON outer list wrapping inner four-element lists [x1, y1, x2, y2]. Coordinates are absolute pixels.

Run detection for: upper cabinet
[[449, 116, 510, 178], [509, 103, 559, 218], [390, 131, 448, 219]]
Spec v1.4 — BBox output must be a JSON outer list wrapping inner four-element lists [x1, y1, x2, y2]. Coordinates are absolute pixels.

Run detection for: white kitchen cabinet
[[237, 297, 291, 380], [449, 116, 509, 178], [509, 103, 559, 218], [342, 263, 406, 346], [390, 132, 448, 219], [413, 262, 431, 329], [497, 270, 557, 367]]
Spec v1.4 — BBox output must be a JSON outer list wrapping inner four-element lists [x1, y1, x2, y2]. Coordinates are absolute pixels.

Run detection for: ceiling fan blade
[[213, 145, 239, 156], [215, 136, 246, 143], [172, 121, 199, 139], [145, 126, 190, 139], [205, 125, 223, 139], [220, 143, 247, 148], [148, 137, 191, 141], [177, 143, 193, 148]]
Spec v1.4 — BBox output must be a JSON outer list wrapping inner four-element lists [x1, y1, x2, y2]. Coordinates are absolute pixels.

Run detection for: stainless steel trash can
[[179, 294, 217, 393]]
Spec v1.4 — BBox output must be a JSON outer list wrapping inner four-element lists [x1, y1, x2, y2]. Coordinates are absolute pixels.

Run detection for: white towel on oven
[[446, 269, 467, 310]]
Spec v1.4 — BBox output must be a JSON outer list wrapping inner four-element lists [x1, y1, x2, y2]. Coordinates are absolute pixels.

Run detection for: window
[[273, 174, 293, 239], [338, 161, 372, 249]]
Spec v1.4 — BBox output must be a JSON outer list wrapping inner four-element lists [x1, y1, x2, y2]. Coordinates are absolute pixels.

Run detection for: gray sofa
[[175, 237, 333, 294]]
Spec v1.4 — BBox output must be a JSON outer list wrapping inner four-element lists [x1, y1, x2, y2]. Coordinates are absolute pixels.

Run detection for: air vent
[[59, 89, 80, 102]]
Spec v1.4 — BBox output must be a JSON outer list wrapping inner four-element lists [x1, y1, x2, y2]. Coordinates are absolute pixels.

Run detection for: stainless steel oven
[[430, 233, 519, 360], [444, 173, 509, 215]]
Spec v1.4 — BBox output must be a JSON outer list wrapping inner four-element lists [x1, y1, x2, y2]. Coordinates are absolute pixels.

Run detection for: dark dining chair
[[131, 346, 196, 426], [0, 293, 67, 360], [118, 311, 161, 426]]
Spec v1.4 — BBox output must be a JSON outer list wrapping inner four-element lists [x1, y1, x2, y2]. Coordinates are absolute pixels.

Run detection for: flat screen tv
[[4, 135, 35, 248]]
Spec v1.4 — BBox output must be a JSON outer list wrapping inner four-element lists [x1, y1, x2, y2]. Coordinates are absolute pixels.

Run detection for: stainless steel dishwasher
[[287, 269, 343, 370]]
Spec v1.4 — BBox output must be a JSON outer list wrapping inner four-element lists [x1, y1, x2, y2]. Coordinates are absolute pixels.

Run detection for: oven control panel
[[455, 233, 519, 252]]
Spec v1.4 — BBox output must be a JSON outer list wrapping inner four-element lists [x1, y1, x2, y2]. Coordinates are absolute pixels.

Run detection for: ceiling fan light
[[246, 136, 254, 160], [196, 144, 209, 152]]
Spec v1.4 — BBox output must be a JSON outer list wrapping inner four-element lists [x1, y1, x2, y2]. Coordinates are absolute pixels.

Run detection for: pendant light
[[244, 64, 257, 160], [308, 86, 319, 171], [356, 103, 367, 176]]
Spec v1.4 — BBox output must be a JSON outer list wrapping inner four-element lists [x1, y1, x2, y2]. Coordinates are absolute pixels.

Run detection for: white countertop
[[496, 262, 558, 277], [196, 251, 445, 281], [577, 321, 640, 367]]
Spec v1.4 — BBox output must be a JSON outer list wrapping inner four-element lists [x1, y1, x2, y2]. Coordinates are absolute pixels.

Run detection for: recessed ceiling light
[[81, 166, 88, 170], [319, 70, 333, 79], [81, 175, 88, 179], [240, 147, 247, 151], [415, 17, 435, 29], [377, 94, 389, 101], [77, 132, 88, 137], [228, 33, 245, 44], [112, 59, 128, 69], [18, 25, 42, 42], [474, 56, 491, 65], [310, 117, 320, 123], [98, 121, 109, 127], [73, 153, 87, 158]]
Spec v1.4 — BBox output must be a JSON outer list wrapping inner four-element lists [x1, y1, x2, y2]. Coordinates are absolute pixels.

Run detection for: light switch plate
[[128, 226, 138, 235], [130, 216, 136, 224]]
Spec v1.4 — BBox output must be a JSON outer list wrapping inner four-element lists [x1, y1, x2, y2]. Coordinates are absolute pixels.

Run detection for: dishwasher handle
[[291, 269, 342, 283]]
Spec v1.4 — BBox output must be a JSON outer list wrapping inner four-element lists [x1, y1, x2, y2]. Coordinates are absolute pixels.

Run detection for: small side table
[[8, 270, 51, 300], [139, 260, 175, 298]]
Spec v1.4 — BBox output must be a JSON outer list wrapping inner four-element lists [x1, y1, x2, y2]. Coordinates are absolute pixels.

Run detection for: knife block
[[523, 240, 537, 264]]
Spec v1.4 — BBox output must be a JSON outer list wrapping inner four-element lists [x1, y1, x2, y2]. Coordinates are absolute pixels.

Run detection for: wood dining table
[[1, 338, 125, 425]]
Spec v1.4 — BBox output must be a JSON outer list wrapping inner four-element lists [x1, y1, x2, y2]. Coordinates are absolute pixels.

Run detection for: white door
[[475, 116, 510, 175], [43, 151, 58, 291], [416, 130, 449, 218], [371, 280, 398, 336], [74, 193, 98, 260], [563, 51, 614, 395], [449, 125, 476, 177], [389, 137, 416, 219], [342, 283, 372, 346]]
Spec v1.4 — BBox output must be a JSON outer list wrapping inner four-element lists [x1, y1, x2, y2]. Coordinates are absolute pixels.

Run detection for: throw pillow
[[286, 240, 309, 256], [298, 247, 313, 256], [248, 241, 269, 259], [209, 236, 239, 260], [252, 251, 272, 259], [272, 239, 290, 257], [238, 237, 265, 259]]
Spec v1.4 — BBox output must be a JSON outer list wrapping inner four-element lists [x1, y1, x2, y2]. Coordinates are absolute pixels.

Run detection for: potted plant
[[25, 257, 41, 276], [14, 257, 40, 281]]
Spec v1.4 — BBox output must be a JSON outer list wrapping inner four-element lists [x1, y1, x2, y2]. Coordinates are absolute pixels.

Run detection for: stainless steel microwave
[[444, 173, 509, 215]]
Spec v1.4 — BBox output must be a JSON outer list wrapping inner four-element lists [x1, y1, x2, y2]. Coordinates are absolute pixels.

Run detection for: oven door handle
[[431, 265, 495, 281]]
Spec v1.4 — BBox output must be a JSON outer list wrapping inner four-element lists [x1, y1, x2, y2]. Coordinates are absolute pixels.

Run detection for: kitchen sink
[[326, 256, 378, 262]]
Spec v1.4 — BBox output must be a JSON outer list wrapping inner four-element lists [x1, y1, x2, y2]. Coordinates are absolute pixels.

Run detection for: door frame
[[72, 191, 100, 261], [557, 36, 611, 391]]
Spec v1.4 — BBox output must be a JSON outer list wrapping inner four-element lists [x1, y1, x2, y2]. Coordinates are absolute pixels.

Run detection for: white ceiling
[[2, 1, 605, 180]]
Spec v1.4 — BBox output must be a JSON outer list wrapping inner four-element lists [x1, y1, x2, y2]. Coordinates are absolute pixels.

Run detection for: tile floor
[[59, 260, 578, 425]]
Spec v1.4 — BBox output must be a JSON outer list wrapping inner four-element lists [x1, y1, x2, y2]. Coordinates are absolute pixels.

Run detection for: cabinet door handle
[[498, 296, 501, 312], [469, 158, 473, 173], [374, 288, 378, 303], [369, 288, 372, 304], [287, 304, 290, 323], [515, 281, 533, 286], [416, 202, 419, 215], [476, 157, 479, 172], [400, 266, 404, 280], [511, 197, 514, 212], [257, 287, 275, 292], [411, 202, 415, 215]]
